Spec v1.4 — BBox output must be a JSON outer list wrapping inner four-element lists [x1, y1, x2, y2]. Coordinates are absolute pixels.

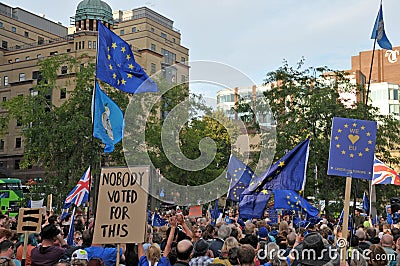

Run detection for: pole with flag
[[367, 1, 392, 221]]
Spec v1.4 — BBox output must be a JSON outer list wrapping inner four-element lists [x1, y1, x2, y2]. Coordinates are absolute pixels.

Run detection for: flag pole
[[366, 26, 379, 224], [90, 20, 102, 227]]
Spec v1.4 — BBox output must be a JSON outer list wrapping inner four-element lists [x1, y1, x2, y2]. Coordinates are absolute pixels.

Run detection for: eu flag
[[273, 190, 319, 217], [93, 82, 124, 153], [327, 117, 377, 179], [227, 155, 255, 202], [97, 21, 158, 94], [371, 3, 392, 50], [238, 190, 271, 219], [363, 192, 370, 215], [152, 213, 168, 227], [243, 138, 310, 194]]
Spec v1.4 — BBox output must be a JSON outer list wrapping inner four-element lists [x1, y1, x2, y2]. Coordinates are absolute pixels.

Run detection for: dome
[[75, 0, 113, 25]]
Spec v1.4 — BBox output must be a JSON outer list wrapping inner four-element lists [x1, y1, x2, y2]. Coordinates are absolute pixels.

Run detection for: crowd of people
[[0, 206, 399, 266]]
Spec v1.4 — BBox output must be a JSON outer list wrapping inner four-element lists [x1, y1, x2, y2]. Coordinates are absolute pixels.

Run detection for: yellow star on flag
[[365, 147, 370, 152], [352, 123, 357, 127], [112, 73, 117, 79], [358, 152, 363, 157], [341, 150, 346, 155], [338, 129, 342, 133], [111, 42, 117, 49], [121, 47, 126, 53], [107, 54, 111, 60], [126, 54, 131, 60], [368, 140, 372, 144], [128, 64, 134, 69], [334, 136, 339, 140], [121, 79, 126, 85], [279, 161, 285, 167], [361, 126, 365, 130], [127, 73, 133, 78], [336, 144, 340, 148], [350, 153, 354, 158], [109, 64, 113, 70], [261, 189, 268, 195], [344, 124, 349, 128], [366, 132, 371, 136]]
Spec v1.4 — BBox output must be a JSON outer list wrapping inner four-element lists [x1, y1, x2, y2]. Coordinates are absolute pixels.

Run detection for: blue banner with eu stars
[[327, 117, 377, 179]]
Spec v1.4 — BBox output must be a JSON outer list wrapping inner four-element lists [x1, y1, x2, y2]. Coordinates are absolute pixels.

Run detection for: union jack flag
[[372, 158, 400, 185], [63, 167, 91, 209]]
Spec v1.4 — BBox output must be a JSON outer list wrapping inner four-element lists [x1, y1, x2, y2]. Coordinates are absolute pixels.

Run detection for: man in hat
[[31, 224, 67, 266], [189, 239, 213, 266], [296, 232, 338, 266]]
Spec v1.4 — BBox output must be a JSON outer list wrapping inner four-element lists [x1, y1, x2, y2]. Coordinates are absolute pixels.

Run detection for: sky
[[3, 0, 400, 99]]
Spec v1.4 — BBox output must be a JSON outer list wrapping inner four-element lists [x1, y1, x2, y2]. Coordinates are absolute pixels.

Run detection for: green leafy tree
[[262, 59, 400, 215], [0, 54, 128, 210]]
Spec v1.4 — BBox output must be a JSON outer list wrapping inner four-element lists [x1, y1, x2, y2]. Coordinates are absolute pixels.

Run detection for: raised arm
[[177, 213, 192, 239], [138, 243, 145, 259], [164, 216, 177, 257]]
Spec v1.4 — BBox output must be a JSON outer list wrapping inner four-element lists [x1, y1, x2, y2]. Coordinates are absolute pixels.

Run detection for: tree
[[262, 59, 400, 214], [0, 54, 128, 210]]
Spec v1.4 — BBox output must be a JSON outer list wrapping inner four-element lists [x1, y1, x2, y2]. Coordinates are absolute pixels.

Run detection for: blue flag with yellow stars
[[327, 117, 377, 179], [273, 190, 319, 217], [227, 155, 255, 202], [93, 82, 124, 153], [243, 137, 310, 194], [96, 21, 158, 94], [239, 190, 271, 219]]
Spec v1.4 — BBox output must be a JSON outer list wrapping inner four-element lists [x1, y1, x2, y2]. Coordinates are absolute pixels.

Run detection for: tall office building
[[0, 0, 189, 181]]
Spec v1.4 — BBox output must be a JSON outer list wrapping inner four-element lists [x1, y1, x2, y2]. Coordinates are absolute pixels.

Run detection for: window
[[132, 27, 136, 33], [151, 44, 156, 52], [172, 38, 175, 43], [11, 27, 16, 33], [88, 41, 92, 49], [4, 76, 8, 86], [150, 27, 154, 33], [0, 162, 4, 168], [79, 42, 81, 50], [15, 58, 19, 62], [37, 54, 42, 59], [15, 138, 21, 149], [181, 75, 186, 83], [19, 73, 25, 82], [0, 140, 4, 150], [38, 36, 44, 45], [24, 31, 29, 37], [32, 71, 40, 79], [389, 104, 399, 116], [2, 97, 6, 102], [151, 63, 156, 74], [25, 56, 30, 60], [75, 42, 78, 50], [14, 160, 20, 170], [60, 88, 66, 99], [161, 49, 176, 65], [61, 66, 67, 75], [181, 57, 185, 64], [50, 51, 58, 56], [1, 41, 7, 49], [16, 117, 22, 127], [161, 33, 167, 39], [389, 88, 399, 100], [93, 41, 97, 49], [120, 30, 125, 35], [82, 41, 84, 49], [0, 22, 3, 28]]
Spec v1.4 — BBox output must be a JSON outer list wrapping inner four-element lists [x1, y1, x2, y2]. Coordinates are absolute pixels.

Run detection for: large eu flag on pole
[[243, 137, 310, 194], [226, 155, 254, 202], [273, 190, 319, 217], [93, 82, 124, 153], [371, 3, 392, 50], [97, 21, 158, 94]]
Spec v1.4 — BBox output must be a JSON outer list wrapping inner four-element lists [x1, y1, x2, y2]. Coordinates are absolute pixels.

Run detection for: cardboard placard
[[188, 205, 202, 218], [92, 166, 149, 244], [17, 208, 43, 233]]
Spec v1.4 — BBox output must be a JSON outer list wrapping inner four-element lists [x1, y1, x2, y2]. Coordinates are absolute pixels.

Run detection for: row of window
[[0, 21, 30, 38], [0, 159, 25, 170], [0, 67, 69, 86], [150, 43, 186, 64], [0, 138, 21, 150], [75, 40, 97, 50]]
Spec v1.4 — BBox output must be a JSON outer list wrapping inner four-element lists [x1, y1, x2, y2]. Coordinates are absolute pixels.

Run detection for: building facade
[[0, 0, 189, 182]]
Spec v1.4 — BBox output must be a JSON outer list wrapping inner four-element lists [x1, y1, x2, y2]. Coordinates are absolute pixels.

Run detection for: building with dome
[[0, 1, 189, 181]]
